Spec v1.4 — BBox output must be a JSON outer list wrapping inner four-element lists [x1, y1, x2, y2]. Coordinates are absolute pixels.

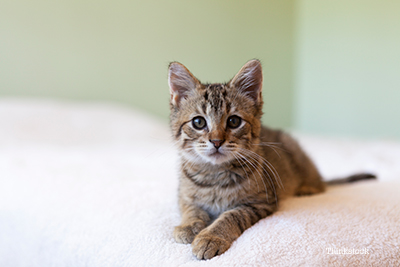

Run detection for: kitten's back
[[259, 126, 326, 198]]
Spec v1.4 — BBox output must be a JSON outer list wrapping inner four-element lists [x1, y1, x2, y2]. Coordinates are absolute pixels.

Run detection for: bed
[[1, 98, 399, 266]]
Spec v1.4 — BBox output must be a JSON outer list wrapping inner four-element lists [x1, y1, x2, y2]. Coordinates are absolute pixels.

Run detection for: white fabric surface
[[0, 98, 399, 267]]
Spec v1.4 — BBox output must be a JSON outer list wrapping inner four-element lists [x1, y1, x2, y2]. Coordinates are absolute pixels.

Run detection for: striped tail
[[326, 173, 377, 185]]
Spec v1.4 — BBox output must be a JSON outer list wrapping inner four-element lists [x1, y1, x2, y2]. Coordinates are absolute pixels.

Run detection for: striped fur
[[168, 60, 325, 260]]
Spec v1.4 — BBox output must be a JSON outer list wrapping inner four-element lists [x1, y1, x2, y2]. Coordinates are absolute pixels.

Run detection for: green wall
[[2, 1, 399, 139], [0, 0, 295, 129], [295, 0, 400, 139]]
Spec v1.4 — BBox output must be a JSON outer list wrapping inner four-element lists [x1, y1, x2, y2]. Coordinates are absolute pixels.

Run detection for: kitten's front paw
[[174, 220, 206, 244], [192, 231, 231, 260]]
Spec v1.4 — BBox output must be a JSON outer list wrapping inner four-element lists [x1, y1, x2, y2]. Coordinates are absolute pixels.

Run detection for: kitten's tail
[[325, 173, 377, 185]]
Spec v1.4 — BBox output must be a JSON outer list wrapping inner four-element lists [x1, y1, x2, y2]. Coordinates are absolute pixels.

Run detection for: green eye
[[192, 116, 207, 130], [227, 116, 241, 129]]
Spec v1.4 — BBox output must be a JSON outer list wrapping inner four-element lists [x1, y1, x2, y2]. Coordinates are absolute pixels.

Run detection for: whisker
[[240, 147, 282, 185], [237, 148, 277, 203], [239, 147, 284, 190], [143, 139, 180, 159], [181, 146, 203, 170], [253, 142, 290, 154], [234, 150, 260, 192], [254, 144, 282, 158], [236, 151, 259, 192], [229, 151, 251, 188], [235, 150, 269, 202]]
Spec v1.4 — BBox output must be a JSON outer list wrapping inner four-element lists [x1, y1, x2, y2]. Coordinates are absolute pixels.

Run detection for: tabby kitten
[[168, 60, 373, 260]]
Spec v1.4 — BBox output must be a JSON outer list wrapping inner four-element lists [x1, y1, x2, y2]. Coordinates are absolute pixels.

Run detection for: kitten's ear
[[229, 59, 263, 102], [168, 62, 200, 107]]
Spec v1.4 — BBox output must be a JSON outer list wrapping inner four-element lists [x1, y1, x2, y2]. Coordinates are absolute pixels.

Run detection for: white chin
[[182, 150, 231, 165], [204, 152, 230, 165]]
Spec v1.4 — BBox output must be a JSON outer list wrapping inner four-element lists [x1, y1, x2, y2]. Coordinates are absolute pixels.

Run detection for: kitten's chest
[[197, 187, 241, 217], [188, 170, 246, 217]]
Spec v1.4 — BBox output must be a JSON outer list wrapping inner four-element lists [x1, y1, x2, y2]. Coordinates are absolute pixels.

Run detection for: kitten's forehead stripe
[[201, 103, 207, 114], [204, 83, 230, 117], [226, 102, 231, 113], [204, 91, 208, 101]]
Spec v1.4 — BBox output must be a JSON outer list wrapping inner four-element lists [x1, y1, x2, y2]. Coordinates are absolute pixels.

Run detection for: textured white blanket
[[0, 99, 399, 266]]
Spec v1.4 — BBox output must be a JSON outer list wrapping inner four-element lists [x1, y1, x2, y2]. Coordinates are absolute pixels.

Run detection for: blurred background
[[1, 0, 399, 139]]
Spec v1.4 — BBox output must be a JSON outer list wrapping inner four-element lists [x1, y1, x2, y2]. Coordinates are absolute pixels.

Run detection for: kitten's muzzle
[[210, 139, 225, 149]]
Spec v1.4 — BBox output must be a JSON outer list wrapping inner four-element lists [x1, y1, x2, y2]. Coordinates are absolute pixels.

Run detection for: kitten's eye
[[227, 116, 241, 129], [192, 116, 207, 130]]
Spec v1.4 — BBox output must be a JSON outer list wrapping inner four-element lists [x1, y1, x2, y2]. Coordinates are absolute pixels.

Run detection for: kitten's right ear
[[168, 62, 200, 107]]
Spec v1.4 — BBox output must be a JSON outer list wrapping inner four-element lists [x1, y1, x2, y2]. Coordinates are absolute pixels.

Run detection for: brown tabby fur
[[168, 60, 326, 260]]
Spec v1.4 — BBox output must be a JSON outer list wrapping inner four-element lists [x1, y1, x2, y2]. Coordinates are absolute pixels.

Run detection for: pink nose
[[210, 139, 225, 149]]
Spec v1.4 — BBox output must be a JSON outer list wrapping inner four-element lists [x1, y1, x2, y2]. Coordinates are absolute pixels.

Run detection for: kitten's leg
[[174, 203, 210, 244], [192, 202, 277, 260]]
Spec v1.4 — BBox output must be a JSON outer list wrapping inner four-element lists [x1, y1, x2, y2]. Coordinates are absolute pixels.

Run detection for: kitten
[[168, 59, 375, 260]]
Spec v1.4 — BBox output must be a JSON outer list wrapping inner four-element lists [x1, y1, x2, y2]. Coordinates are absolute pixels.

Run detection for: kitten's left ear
[[229, 59, 263, 102], [168, 62, 200, 107]]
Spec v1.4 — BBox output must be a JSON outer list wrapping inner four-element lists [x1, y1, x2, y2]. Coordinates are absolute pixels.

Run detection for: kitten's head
[[168, 60, 263, 165]]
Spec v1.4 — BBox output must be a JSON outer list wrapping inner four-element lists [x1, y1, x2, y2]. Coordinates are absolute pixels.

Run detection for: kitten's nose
[[210, 139, 225, 149]]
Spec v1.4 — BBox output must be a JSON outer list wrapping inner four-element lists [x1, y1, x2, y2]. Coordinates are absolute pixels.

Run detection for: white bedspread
[[1, 98, 399, 266]]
